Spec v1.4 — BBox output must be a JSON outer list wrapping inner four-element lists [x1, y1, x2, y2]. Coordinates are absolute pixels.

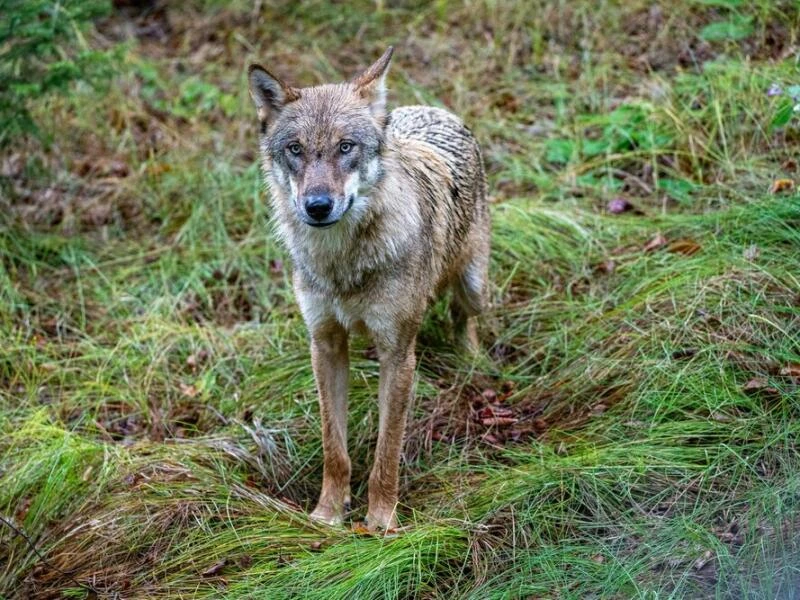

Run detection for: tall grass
[[1, 0, 799, 597]]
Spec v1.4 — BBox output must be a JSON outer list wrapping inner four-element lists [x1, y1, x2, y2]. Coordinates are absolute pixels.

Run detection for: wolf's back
[[385, 105, 487, 262], [387, 105, 483, 187]]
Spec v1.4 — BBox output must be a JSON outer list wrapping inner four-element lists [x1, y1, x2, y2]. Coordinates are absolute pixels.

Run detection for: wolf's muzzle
[[301, 194, 354, 228], [304, 194, 334, 223]]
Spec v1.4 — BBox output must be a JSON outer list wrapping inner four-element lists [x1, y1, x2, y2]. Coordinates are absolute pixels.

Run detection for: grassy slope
[[1, 0, 800, 597]]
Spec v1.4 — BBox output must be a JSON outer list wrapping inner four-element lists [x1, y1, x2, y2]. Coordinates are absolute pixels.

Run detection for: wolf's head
[[248, 48, 393, 229]]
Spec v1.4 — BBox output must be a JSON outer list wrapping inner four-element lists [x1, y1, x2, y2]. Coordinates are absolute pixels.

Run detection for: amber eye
[[287, 143, 303, 155], [339, 141, 354, 154]]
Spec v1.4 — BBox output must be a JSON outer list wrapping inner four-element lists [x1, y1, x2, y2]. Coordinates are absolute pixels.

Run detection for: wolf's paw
[[365, 506, 398, 532], [309, 504, 344, 527]]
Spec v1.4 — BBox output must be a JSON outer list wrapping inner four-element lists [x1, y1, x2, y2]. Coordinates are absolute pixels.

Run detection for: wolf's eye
[[287, 143, 303, 156], [339, 141, 354, 154]]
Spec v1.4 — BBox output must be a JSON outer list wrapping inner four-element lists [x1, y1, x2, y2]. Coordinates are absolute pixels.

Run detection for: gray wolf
[[247, 47, 490, 530]]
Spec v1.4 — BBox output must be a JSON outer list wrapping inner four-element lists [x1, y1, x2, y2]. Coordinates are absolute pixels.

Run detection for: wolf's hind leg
[[450, 253, 488, 353]]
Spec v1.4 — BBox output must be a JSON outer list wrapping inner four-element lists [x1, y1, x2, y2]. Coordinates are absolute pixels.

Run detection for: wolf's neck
[[285, 189, 420, 296]]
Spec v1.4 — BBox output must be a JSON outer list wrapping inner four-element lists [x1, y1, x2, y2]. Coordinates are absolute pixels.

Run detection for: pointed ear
[[352, 47, 393, 124], [248, 64, 300, 127]]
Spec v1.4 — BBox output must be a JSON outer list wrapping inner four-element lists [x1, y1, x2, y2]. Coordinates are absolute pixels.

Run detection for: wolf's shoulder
[[388, 105, 466, 132], [386, 105, 476, 150]]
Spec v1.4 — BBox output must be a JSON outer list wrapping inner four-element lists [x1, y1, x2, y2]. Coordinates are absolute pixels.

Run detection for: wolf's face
[[248, 48, 392, 229]]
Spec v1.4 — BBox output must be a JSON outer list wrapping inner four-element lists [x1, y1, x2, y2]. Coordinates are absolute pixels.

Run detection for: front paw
[[310, 504, 344, 526]]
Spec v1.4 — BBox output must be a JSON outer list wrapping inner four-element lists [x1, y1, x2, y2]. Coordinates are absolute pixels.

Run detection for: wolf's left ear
[[248, 64, 300, 127], [352, 47, 394, 125]]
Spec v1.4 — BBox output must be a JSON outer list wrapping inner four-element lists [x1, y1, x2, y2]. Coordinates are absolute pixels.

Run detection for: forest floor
[[2, 1, 800, 597]]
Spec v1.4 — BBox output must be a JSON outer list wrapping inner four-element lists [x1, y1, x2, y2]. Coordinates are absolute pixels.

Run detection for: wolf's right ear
[[248, 64, 299, 127], [353, 47, 393, 126]]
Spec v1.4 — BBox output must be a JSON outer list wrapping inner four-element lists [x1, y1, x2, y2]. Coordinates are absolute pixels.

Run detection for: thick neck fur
[[266, 153, 421, 297]]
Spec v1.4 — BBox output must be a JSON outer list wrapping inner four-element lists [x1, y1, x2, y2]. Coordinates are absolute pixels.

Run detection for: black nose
[[304, 195, 333, 221]]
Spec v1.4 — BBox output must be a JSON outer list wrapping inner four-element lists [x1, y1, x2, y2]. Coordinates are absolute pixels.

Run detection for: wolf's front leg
[[366, 334, 417, 531], [308, 322, 351, 526]]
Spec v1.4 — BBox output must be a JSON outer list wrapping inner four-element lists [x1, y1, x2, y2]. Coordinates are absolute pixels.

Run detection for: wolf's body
[[281, 105, 489, 339], [248, 48, 490, 530]]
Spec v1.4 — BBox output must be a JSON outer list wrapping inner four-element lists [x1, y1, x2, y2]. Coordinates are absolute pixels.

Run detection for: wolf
[[247, 47, 490, 530]]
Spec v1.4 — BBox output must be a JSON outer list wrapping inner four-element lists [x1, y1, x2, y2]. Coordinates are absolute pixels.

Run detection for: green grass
[[1, 0, 800, 597]]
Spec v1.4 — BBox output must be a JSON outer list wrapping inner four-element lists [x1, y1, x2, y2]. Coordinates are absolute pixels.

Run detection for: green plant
[[0, 0, 112, 146]]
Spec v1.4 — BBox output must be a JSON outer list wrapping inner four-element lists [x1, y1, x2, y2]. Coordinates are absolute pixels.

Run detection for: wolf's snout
[[304, 194, 334, 222]]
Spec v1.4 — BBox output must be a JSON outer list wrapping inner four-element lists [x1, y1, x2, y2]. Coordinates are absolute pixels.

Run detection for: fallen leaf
[[493, 91, 520, 113], [15, 497, 32, 522], [490, 404, 514, 417], [780, 364, 800, 378], [743, 378, 779, 396], [269, 259, 284, 276], [431, 430, 450, 442], [238, 555, 253, 568], [147, 162, 172, 176], [593, 259, 616, 274], [179, 383, 199, 398], [201, 559, 227, 577], [481, 416, 518, 427], [667, 239, 702, 256], [185, 349, 209, 370], [482, 432, 501, 444], [105, 159, 130, 178], [475, 404, 514, 420], [533, 418, 548, 431], [351, 523, 371, 535], [607, 197, 633, 214], [481, 388, 498, 403], [743, 377, 768, 390], [643, 233, 668, 252], [770, 178, 795, 194]]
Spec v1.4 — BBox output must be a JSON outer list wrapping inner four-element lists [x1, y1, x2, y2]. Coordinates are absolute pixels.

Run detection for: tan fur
[[248, 48, 490, 530]]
